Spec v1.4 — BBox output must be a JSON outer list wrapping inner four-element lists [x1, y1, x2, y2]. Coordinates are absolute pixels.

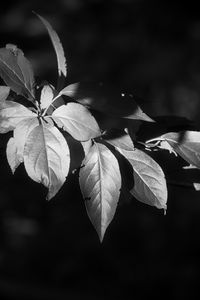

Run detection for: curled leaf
[[161, 131, 200, 168]]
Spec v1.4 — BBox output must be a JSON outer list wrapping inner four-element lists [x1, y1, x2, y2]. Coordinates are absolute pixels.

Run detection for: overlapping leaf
[[0, 101, 36, 133], [56, 82, 155, 122], [109, 136, 167, 209], [0, 45, 35, 100], [160, 131, 200, 168], [106, 133, 134, 151], [79, 142, 121, 241], [52, 102, 101, 141], [23, 119, 70, 200]]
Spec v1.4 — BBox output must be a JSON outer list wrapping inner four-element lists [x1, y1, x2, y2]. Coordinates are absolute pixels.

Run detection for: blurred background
[[1, 0, 200, 299]]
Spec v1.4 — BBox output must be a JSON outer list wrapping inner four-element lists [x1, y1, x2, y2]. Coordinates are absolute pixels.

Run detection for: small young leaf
[[35, 13, 67, 90], [79, 142, 121, 241], [52, 102, 101, 141], [0, 46, 35, 100], [0, 86, 10, 102], [161, 131, 200, 168], [23, 119, 70, 200], [117, 148, 167, 209], [40, 84, 55, 109], [0, 101, 36, 133], [6, 137, 22, 173]]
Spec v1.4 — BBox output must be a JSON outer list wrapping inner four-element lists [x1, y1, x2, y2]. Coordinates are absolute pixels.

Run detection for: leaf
[[35, 13, 67, 90], [52, 102, 101, 141], [0, 45, 35, 100], [0, 86, 10, 102], [23, 119, 70, 200], [57, 82, 154, 121], [13, 117, 39, 162], [0, 101, 36, 133], [161, 131, 200, 168], [79, 142, 121, 241], [6, 137, 22, 173], [106, 133, 134, 151], [117, 147, 167, 209], [194, 183, 200, 191], [40, 84, 55, 109]]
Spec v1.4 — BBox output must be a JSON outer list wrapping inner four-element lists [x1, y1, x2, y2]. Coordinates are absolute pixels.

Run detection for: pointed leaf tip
[[35, 13, 67, 90], [79, 142, 121, 241]]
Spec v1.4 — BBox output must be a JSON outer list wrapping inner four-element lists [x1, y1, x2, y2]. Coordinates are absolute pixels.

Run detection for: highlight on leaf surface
[[23, 119, 70, 200], [52, 102, 101, 141], [0, 45, 35, 100], [40, 84, 55, 109], [79, 142, 121, 241], [0, 101, 36, 133], [113, 141, 167, 210]]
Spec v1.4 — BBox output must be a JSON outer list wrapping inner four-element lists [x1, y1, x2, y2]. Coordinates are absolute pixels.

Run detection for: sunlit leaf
[[161, 131, 200, 168], [0, 101, 36, 133], [23, 119, 70, 200], [13, 117, 39, 162], [35, 13, 67, 90], [6, 137, 22, 173], [40, 84, 55, 109], [79, 142, 121, 241], [52, 102, 101, 141], [117, 147, 167, 209], [106, 133, 134, 151], [0, 45, 35, 100], [0, 86, 10, 102]]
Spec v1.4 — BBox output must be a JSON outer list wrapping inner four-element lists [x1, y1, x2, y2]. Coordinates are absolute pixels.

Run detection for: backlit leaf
[[0, 101, 36, 133], [117, 147, 167, 209], [161, 131, 200, 168], [0, 45, 35, 100], [35, 13, 67, 90], [79, 142, 121, 241], [52, 102, 101, 141], [23, 119, 70, 200], [0, 86, 10, 102]]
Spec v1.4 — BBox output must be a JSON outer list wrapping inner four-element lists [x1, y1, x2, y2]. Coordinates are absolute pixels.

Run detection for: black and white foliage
[[0, 14, 200, 241]]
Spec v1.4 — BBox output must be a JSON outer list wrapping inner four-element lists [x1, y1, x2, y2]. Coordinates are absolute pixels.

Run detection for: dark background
[[1, 1, 200, 299]]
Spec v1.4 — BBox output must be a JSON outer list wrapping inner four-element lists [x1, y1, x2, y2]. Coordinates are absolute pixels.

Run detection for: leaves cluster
[[0, 14, 200, 241]]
